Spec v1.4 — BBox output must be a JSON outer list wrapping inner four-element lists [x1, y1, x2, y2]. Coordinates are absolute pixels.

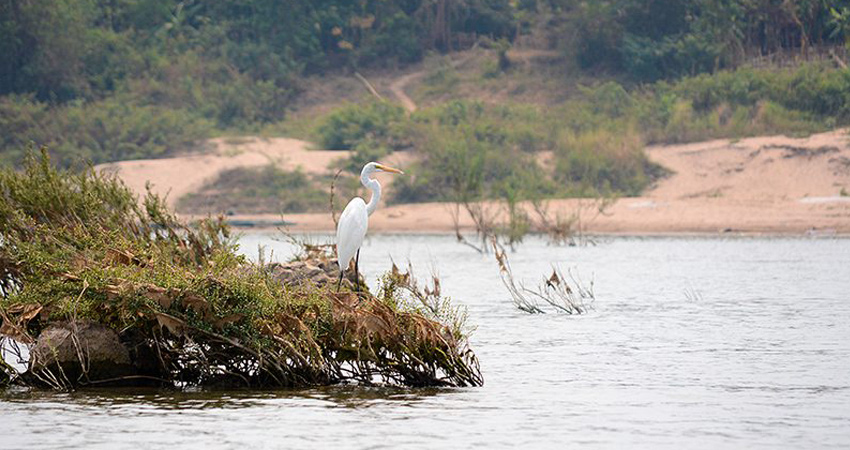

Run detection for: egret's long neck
[[361, 172, 381, 216]]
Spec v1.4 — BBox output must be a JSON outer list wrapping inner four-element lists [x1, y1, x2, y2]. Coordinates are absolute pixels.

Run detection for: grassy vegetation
[[644, 63, 849, 142], [2, 1, 846, 165], [0, 150, 481, 388], [554, 127, 661, 196], [0, 94, 212, 167], [178, 166, 329, 215], [314, 101, 408, 151], [315, 63, 846, 204], [167, 59, 841, 218], [416, 59, 463, 102], [394, 100, 561, 202]]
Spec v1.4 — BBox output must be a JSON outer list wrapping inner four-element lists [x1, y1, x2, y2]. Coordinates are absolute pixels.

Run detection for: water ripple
[[3, 235, 850, 449]]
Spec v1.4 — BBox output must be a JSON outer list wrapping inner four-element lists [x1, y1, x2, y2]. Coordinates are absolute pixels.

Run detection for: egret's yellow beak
[[375, 164, 404, 174]]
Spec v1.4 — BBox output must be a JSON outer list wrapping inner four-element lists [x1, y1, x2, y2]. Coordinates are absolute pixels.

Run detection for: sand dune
[[100, 129, 850, 235], [96, 137, 347, 208]]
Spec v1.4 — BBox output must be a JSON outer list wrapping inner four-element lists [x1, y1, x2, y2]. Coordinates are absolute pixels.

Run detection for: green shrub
[[335, 139, 393, 174], [752, 101, 825, 136], [623, 65, 840, 144], [392, 131, 487, 203], [393, 102, 557, 203], [178, 166, 328, 215], [0, 95, 211, 168], [314, 101, 407, 150], [0, 95, 54, 167], [418, 62, 461, 99], [207, 79, 291, 128], [581, 81, 633, 118], [777, 64, 850, 118], [363, 13, 424, 65], [671, 64, 850, 120], [554, 127, 662, 196]]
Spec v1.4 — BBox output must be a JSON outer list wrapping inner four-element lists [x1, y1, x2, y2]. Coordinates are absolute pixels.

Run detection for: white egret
[[336, 162, 404, 291]]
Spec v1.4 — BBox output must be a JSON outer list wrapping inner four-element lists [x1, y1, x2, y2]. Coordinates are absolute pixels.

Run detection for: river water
[[2, 234, 849, 449]]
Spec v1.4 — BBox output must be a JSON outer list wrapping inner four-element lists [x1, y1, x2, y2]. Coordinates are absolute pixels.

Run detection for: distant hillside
[[3, 0, 850, 168]]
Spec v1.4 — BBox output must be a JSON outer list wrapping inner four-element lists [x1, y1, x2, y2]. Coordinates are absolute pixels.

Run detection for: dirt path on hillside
[[388, 49, 561, 113], [389, 71, 422, 113], [389, 53, 479, 113]]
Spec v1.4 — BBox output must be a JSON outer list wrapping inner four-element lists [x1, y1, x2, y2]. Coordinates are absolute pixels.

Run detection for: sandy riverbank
[[99, 129, 850, 235]]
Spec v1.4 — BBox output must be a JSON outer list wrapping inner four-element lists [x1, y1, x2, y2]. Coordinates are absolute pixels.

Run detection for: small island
[[0, 152, 481, 389]]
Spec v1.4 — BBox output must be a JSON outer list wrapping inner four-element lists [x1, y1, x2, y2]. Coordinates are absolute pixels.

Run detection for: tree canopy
[[0, 0, 848, 168]]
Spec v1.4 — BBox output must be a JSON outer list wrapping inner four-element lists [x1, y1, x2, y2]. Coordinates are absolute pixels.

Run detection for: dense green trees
[[1, 0, 848, 169], [3, 0, 847, 104], [552, 0, 850, 80], [0, 0, 518, 166], [0, 0, 518, 102]]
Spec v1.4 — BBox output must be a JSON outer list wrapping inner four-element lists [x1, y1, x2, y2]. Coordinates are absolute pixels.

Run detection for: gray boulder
[[29, 320, 135, 386], [269, 259, 361, 288]]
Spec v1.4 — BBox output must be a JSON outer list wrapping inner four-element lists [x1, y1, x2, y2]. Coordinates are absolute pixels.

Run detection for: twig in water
[[450, 201, 502, 253], [684, 284, 704, 302], [491, 237, 594, 314]]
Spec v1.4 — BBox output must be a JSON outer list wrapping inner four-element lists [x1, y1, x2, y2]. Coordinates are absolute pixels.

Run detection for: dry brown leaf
[[213, 314, 244, 330], [105, 248, 137, 266], [140, 284, 172, 308], [7, 303, 42, 320], [154, 312, 186, 337], [358, 315, 391, 339], [261, 323, 281, 336], [0, 321, 32, 343], [181, 293, 208, 314], [59, 272, 81, 282], [0, 310, 34, 344], [278, 313, 313, 336], [547, 270, 560, 287], [103, 284, 122, 300], [70, 254, 89, 271]]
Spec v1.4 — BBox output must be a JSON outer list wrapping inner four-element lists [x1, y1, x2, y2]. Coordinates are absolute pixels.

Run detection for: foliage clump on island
[[0, 150, 481, 389], [178, 165, 329, 215]]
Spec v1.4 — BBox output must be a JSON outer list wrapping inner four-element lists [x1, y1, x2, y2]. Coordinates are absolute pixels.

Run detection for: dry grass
[[492, 238, 594, 315]]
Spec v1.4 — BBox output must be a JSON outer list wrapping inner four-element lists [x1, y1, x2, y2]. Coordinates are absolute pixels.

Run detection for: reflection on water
[[1, 385, 446, 410], [2, 235, 850, 449]]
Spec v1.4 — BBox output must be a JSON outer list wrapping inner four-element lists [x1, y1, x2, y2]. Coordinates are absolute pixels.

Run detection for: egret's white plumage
[[336, 162, 403, 289], [336, 197, 368, 271]]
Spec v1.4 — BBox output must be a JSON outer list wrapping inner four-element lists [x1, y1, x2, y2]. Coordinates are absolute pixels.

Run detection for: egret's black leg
[[354, 249, 361, 292], [336, 268, 344, 292]]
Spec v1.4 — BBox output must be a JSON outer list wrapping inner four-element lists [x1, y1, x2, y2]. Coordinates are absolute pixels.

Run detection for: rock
[[269, 258, 360, 288], [29, 320, 136, 386], [304, 264, 323, 278]]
